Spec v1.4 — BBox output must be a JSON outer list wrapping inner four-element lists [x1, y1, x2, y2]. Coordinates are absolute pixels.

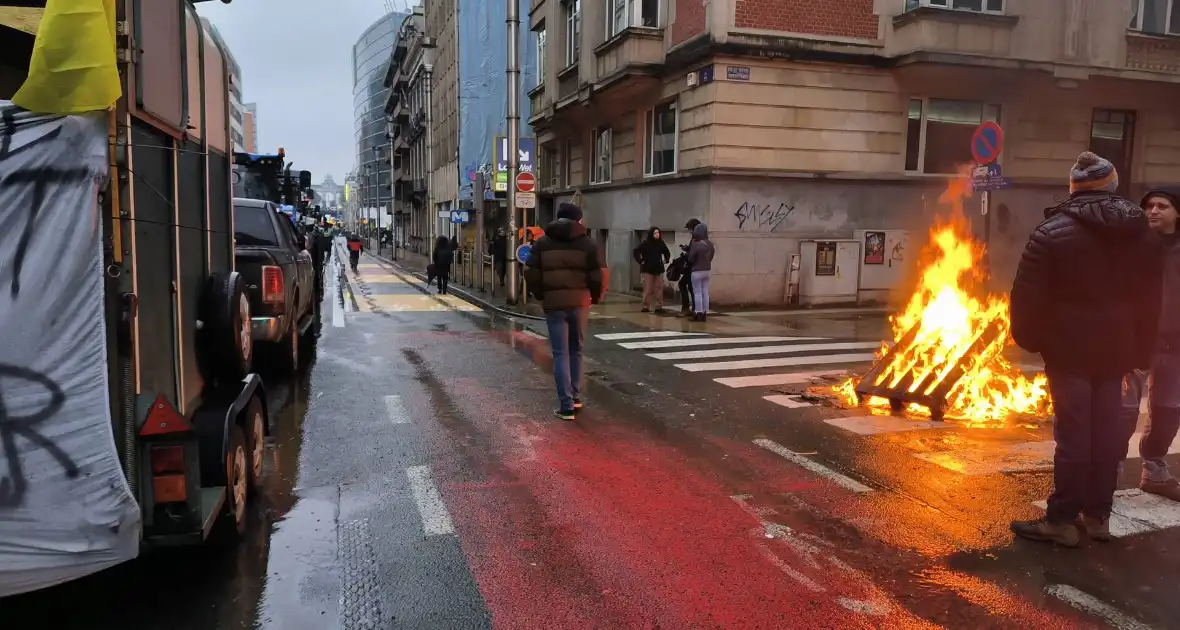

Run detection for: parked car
[[233, 198, 317, 371]]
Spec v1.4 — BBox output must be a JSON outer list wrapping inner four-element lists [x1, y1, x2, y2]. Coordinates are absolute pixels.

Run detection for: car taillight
[[262, 265, 284, 304], [150, 445, 187, 503]]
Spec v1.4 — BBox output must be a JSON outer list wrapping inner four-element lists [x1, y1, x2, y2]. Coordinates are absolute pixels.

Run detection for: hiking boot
[[1010, 518, 1080, 547], [1078, 516, 1112, 542], [554, 409, 576, 421], [573, 398, 584, 411], [1141, 478, 1180, 501]]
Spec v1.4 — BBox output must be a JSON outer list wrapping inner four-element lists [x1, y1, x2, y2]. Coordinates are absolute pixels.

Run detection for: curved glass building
[[353, 11, 406, 214]]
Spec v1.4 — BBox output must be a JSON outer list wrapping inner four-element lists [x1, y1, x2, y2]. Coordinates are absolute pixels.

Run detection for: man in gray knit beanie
[[1069, 151, 1119, 195]]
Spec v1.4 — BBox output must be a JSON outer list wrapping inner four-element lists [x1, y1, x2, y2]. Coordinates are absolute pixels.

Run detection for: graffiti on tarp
[[0, 365, 77, 508]]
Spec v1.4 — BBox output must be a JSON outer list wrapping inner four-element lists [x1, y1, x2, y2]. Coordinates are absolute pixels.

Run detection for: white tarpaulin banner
[[0, 103, 140, 597]]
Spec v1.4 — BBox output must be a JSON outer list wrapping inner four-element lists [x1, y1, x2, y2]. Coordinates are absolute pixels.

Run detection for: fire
[[834, 173, 1051, 426]]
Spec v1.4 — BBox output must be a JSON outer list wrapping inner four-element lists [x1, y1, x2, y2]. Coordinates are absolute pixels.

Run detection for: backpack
[[666, 255, 686, 282]]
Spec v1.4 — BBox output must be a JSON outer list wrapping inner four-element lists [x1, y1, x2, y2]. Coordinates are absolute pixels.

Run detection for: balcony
[[412, 178, 427, 196], [594, 27, 665, 87], [1126, 31, 1180, 74], [888, 5, 1019, 60]]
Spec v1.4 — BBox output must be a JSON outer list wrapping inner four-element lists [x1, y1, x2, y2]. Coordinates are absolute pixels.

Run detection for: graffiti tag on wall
[[734, 201, 795, 232]]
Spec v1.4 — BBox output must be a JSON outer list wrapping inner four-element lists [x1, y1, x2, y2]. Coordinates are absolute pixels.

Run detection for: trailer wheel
[[244, 396, 266, 495], [223, 424, 249, 537], [200, 271, 252, 382]]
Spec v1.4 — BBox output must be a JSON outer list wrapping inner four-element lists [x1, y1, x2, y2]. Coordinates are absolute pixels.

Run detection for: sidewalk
[[373, 251, 547, 320]]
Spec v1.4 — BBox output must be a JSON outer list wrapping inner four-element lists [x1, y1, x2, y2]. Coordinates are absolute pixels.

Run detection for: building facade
[[527, 0, 1180, 306], [426, 0, 538, 242], [201, 18, 246, 152], [387, 6, 435, 254], [242, 102, 258, 153], [354, 11, 407, 225]]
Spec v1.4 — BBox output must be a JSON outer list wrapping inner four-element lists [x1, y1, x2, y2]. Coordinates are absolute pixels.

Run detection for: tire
[[199, 271, 252, 383], [275, 315, 299, 373], [223, 424, 248, 538], [243, 396, 266, 495]]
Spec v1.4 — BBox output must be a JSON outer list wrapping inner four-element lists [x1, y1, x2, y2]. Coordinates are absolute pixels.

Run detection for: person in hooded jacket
[[432, 235, 453, 294], [685, 223, 716, 322], [633, 227, 672, 313], [1121, 186, 1180, 503], [672, 218, 702, 317], [1008, 151, 1163, 547], [523, 202, 608, 420]]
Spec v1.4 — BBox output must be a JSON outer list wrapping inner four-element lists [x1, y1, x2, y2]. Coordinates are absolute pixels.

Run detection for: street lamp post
[[505, 0, 521, 305]]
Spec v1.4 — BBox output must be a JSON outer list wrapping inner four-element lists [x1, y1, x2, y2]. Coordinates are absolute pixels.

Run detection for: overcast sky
[[197, 0, 412, 182]]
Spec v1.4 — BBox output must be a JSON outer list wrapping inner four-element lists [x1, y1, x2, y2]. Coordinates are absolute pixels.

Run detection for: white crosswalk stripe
[[648, 341, 880, 361]]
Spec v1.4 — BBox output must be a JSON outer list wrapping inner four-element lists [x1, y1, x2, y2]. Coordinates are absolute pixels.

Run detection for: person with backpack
[[523, 202, 608, 420], [346, 232, 363, 272], [671, 218, 701, 317]]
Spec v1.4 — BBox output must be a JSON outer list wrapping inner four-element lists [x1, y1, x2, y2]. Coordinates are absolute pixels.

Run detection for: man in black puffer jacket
[[1008, 152, 1163, 547], [524, 202, 608, 420]]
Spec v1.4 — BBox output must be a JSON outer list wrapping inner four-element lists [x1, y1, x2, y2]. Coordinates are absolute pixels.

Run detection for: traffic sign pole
[[970, 121, 1004, 279]]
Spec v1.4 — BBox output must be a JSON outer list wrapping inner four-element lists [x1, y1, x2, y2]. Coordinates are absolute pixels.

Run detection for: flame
[[834, 172, 1051, 426]]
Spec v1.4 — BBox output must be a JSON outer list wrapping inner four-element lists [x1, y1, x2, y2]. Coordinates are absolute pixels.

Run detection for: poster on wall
[[864, 231, 885, 265], [816, 241, 837, 276]]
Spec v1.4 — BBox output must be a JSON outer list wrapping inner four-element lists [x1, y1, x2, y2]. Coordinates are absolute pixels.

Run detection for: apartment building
[[527, 0, 1180, 306], [387, 5, 435, 254], [201, 18, 246, 152], [242, 102, 257, 153]]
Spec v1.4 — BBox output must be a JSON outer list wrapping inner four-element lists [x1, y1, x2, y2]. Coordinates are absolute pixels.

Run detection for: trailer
[[0, 0, 270, 596]]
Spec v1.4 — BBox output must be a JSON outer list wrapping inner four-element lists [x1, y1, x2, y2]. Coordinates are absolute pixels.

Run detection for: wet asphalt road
[[3, 246, 1180, 628]]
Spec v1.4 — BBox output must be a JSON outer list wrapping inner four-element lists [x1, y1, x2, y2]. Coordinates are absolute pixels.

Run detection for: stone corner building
[[527, 0, 1180, 306]]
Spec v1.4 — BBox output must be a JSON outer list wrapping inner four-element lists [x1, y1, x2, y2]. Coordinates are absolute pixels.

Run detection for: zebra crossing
[[593, 329, 1180, 535]]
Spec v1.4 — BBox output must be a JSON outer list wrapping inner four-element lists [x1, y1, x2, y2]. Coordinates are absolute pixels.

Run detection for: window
[[1130, 0, 1180, 35], [591, 128, 612, 183], [905, 0, 1004, 12], [608, 0, 661, 37], [904, 97, 1000, 175], [1089, 109, 1136, 196], [563, 139, 573, 185], [233, 204, 280, 247], [536, 28, 547, 81], [565, 0, 580, 67], [644, 102, 677, 176]]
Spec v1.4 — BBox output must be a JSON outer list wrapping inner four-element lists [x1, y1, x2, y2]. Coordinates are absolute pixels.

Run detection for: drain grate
[[339, 518, 382, 629]]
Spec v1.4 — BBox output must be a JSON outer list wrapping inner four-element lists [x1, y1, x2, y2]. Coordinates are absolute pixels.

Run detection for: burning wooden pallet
[[852, 319, 1007, 422]]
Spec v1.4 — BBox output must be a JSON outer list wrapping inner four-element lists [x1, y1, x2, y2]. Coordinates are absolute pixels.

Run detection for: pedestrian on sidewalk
[[633, 227, 671, 313], [1122, 186, 1180, 502], [1008, 151, 1163, 547], [674, 218, 701, 317], [523, 202, 608, 420], [686, 222, 715, 322], [432, 235, 453, 294], [346, 232, 363, 272], [492, 228, 508, 287]]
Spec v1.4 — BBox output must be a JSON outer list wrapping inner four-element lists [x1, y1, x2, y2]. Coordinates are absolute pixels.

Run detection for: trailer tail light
[[150, 445, 187, 503], [262, 265, 284, 304]]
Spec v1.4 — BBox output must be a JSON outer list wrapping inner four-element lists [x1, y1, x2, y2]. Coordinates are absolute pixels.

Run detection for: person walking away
[[432, 235, 454, 294], [347, 233, 363, 272], [523, 202, 607, 420], [686, 223, 715, 322], [492, 228, 508, 287], [633, 227, 671, 313], [1008, 152, 1163, 547], [1122, 186, 1180, 503]]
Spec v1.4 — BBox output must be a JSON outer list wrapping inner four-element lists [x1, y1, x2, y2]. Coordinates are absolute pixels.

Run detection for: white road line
[[406, 465, 455, 536], [754, 438, 873, 493], [618, 336, 827, 349], [594, 331, 710, 341], [384, 395, 410, 424], [825, 415, 952, 435], [715, 370, 848, 388], [1044, 585, 1154, 630], [917, 431, 1180, 476], [1032, 489, 1180, 538], [764, 395, 815, 409], [676, 353, 876, 372], [649, 341, 880, 361]]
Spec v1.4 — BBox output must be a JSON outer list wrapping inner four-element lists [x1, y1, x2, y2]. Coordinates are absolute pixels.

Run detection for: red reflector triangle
[[140, 395, 193, 436]]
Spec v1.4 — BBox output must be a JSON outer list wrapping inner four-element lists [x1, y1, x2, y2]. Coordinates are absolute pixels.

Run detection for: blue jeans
[[1045, 367, 1138, 523], [1122, 342, 1180, 482], [690, 270, 711, 313], [545, 308, 589, 411]]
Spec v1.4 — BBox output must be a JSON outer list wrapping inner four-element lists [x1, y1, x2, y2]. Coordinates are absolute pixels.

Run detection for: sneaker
[[1079, 516, 1112, 542], [1010, 518, 1080, 547], [1141, 478, 1180, 501], [573, 398, 584, 410], [554, 409, 576, 421]]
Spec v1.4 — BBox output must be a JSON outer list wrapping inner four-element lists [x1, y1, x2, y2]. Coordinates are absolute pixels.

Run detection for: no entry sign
[[516, 172, 536, 193], [971, 121, 1004, 164]]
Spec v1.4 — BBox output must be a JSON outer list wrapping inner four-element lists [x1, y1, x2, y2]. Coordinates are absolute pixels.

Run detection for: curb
[[370, 253, 546, 321]]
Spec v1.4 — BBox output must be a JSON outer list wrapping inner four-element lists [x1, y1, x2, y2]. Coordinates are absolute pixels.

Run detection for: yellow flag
[[12, 0, 121, 114]]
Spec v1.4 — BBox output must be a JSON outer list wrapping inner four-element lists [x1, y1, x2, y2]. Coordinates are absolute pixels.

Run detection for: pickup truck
[[233, 198, 317, 371]]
